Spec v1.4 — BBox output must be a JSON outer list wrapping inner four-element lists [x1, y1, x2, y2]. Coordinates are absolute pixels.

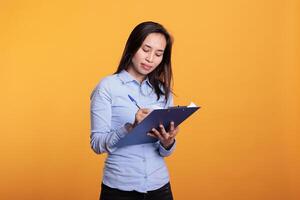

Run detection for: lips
[[141, 63, 152, 70]]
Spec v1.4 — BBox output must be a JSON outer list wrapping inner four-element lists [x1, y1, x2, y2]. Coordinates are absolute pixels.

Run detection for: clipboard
[[116, 106, 201, 147]]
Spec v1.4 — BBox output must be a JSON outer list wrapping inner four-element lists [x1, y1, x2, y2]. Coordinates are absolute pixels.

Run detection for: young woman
[[90, 21, 179, 200]]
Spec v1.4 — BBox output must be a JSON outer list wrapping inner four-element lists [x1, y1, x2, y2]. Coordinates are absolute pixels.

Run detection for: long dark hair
[[115, 21, 174, 103]]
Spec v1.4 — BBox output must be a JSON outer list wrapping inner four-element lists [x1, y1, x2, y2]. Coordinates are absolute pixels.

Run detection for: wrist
[[124, 123, 133, 132], [162, 139, 175, 150]]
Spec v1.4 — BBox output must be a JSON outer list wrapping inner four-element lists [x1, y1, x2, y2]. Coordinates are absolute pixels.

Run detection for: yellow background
[[1, 0, 299, 199]]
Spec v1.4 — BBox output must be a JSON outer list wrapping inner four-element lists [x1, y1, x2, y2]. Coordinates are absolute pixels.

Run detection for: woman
[[90, 21, 179, 200]]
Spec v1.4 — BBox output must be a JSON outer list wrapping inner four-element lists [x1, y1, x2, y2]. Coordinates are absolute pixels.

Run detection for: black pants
[[100, 182, 174, 200]]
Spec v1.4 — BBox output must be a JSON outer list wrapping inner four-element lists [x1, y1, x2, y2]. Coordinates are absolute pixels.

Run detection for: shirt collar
[[118, 69, 135, 84], [118, 69, 153, 88], [144, 77, 153, 88]]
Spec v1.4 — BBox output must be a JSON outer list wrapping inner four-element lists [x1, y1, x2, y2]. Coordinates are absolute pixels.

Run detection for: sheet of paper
[[187, 102, 197, 107]]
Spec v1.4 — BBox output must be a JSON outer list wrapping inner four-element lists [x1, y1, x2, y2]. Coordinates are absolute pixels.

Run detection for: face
[[127, 33, 167, 82]]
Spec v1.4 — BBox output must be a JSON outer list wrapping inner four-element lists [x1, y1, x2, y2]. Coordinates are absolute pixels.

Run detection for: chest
[[110, 85, 166, 124]]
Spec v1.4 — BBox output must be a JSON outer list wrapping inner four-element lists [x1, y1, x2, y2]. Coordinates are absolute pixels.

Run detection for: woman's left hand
[[147, 121, 179, 149]]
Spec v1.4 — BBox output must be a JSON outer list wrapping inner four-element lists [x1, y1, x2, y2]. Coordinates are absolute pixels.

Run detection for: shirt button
[[144, 176, 147, 179], [143, 159, 146, 162]]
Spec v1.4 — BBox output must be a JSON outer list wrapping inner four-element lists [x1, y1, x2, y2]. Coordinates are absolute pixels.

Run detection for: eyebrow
[[144, 44, 165, 52]]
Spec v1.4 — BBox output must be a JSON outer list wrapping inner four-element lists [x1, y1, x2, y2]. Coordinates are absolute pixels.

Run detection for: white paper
[[187, 102, 197, 107]]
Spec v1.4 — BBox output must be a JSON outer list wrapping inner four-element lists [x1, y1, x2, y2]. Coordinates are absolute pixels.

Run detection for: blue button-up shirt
[[90, 69, 176, 193]]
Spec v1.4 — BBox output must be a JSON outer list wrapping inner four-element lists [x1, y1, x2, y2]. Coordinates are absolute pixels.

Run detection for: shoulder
[[90, 73, 120, 99], [97, 74, 119, 88]]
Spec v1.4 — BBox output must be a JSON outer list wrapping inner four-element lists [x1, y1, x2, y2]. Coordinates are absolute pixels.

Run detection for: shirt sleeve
[[158, 92, 177, 157], [90, 79, 128, 154]]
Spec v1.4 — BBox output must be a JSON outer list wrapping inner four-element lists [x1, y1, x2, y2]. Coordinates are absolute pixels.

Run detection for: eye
[[156, 53, 163, 57], [142, 48, 150, 52]]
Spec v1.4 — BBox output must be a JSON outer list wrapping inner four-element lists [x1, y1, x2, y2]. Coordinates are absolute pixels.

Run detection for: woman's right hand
[[133, 108, 151, 128], [125, 108, 151, 132]]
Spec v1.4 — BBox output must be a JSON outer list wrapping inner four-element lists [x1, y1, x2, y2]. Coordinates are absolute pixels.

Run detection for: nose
[[145, 52, 154, 63]]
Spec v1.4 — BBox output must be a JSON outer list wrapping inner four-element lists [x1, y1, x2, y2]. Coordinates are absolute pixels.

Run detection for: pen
[[128, 95, 141, 109]]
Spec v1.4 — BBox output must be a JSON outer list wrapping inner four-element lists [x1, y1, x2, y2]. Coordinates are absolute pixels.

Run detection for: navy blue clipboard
[[116, 106, 200, 148]]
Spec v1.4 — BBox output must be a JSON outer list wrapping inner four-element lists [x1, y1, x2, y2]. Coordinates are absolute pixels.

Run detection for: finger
[[136, 109, 149, 116], [141, 108, 151, 114], [169, 121, 175, 132], [151, 128, 164, 141], [142, 111, 151, 117], [169, 126, 179, 138], [159, 124, 169, 139], [138, 110, 151, 120], [139, 114, 150, 123], [147, 132, 157, 138], [136, 110, 150, 122]]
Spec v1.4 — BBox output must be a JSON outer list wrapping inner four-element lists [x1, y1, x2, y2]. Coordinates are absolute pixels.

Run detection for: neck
[[126, 67, 146, 83]]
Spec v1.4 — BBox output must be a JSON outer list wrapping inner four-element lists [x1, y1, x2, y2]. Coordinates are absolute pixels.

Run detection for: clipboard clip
[[168, 105, 187, 110]]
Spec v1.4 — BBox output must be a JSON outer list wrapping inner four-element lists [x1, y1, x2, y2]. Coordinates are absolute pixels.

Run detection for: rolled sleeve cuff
[[159, 140, 176, 157], [115, 125, 128, 139], [108, 125, 129, 149]]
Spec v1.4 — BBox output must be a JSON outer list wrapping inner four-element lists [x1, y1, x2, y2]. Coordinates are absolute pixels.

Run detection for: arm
[[90, 79, 128, 154]]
